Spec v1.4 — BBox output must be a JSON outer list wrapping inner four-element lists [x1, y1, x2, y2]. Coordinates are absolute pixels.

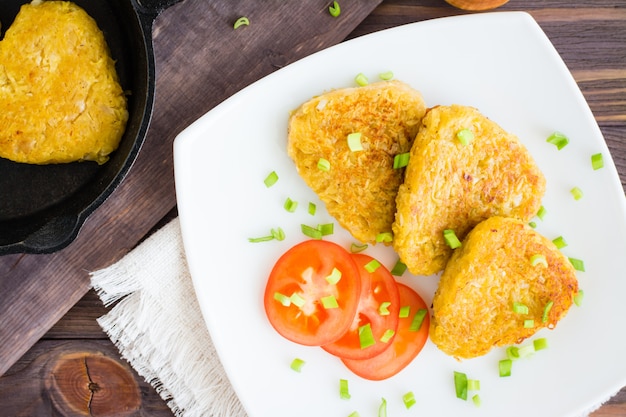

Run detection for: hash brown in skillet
[[392, 104, 546, 275], [429, 216, 579, 359], [0, 0, 128, 165], [288, 80, 427, 244]]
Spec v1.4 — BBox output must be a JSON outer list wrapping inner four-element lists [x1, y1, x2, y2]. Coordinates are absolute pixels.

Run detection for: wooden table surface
[[1, 0, 624, 415]]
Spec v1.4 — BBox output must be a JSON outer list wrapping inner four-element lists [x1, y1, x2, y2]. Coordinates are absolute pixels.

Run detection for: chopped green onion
[[506, 346, 520, 360], [364, 259, 381, 273], [317, 157, 331, 171], [284, 197, 298, 213], [274, 292, 291, 307], [456, 128, 474, 145], [339, 378, 351, 399], [443, 229, 462, 249], [523, 319, 535, 328], [256, 229, 283, 242], [355, 73, 369, 86], [530, 254, 548, 267], [326, 267, 342, 285], [375, 232, 393, 243], [290, 358, 305, 372], [233, 16, 249, 29], [359, 323, 375, 349], [536, 205, 547, 220], [301, 224, 322, 239], [347, 132, 363, 152], [454, 371, 468, 400], [533, 338, 549, 351], [308, 202, 317, 215], [378, 301, 391, 316], [290, 292, 306, 308], [499, 359, 512, 377], [248, 235, 274, 243], [379, 71, 394, 81], [528, 221, 537, 228], [467, 379, 481, 391], [350, 242, 368, 253], [409, 308, 428, 332], [329, 1, 341, 17], [574, 289, 585, 306], [378, 398, 387, 417], [517, 344, 535, 358], [399, 305, 410, 318], [591, 153, 604, 170], [512, 302, 529, 315], [472, 394, 482, 407], [380, 329, 395, 343], [542, 300, 554, 323], [272, 228, 285, 241], [570, 186, 584, 200], [390, 259, 407, 276], [264, 171, 279, 187], [507, 345, 522, 360], [569, 257, 585, 272], [393, 152, 410, 169], [318, 223, 334, 236], [403, 391, 416, 409], [321, 295, 339, 309], [552, 236, 567, 249], [546, 132, 569, 150]]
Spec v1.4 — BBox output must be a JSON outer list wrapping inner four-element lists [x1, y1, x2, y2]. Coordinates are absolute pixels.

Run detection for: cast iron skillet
[[0, 0, 182, 255]]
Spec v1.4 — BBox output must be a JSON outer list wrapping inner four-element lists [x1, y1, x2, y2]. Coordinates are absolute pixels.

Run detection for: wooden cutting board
[[0, 0, 382, 376]]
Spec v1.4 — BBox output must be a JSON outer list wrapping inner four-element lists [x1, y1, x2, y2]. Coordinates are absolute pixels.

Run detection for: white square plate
[[174, 12, 626, 417]]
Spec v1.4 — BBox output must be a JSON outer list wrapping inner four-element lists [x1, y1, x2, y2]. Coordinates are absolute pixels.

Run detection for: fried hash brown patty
[[430, 216, 578, 359], [393, 105, 546, 275], [0, 0, 128, 164], [288, 80, 427, 244]]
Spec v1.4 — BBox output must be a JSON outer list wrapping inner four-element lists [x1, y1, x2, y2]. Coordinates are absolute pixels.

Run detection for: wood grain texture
[[0, 0, 382, 377], [1, 0, 624, 415]]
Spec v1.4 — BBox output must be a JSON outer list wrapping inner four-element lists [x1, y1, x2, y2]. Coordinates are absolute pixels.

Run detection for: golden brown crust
[[0, 1, 128, 164], [429, 216, 578, 359], [392, 104, 546, 275], [288, 80, 427, 244]]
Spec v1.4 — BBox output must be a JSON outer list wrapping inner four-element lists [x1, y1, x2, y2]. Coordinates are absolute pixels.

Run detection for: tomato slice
[[342, 283, 430, 380], [322, 253, 400, 360], [263, 240, 361, 346]]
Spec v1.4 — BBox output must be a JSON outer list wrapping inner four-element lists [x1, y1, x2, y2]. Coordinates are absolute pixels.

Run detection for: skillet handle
[[133, 0, 185, 17], [21, 215, 81, 254]]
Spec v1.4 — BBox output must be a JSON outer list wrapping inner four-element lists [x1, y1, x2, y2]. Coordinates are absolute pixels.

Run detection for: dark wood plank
[[0, 340, 172, 416], [0, 0, 383, 377]]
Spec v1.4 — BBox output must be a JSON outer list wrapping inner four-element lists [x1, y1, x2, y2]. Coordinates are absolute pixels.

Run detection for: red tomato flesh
[[322, 253, 400, 360], [263, 240, 361, 346], [342, 283, 430, 381]]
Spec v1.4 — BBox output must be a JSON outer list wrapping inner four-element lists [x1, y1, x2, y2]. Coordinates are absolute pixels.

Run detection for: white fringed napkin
[[90, 217, 247, 417]]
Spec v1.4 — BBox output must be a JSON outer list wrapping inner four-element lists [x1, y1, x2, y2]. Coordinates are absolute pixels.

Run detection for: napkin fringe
[[91, 218, 246, 417], [92, 262, 142, 307], [95, 283, 245, 417]]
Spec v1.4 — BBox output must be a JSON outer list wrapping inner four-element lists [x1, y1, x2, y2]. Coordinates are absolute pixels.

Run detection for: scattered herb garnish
[[379, 71, 394, 81], [264, 171, 278, 187], [591, 152, 604, 170], [233, 16, 249, 29], [329, 1, 341, 17], [355, 73, 369, 86], [290, 358, 305, 372], [248, 227, 285, 242], [546, 131, 569, 150]]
